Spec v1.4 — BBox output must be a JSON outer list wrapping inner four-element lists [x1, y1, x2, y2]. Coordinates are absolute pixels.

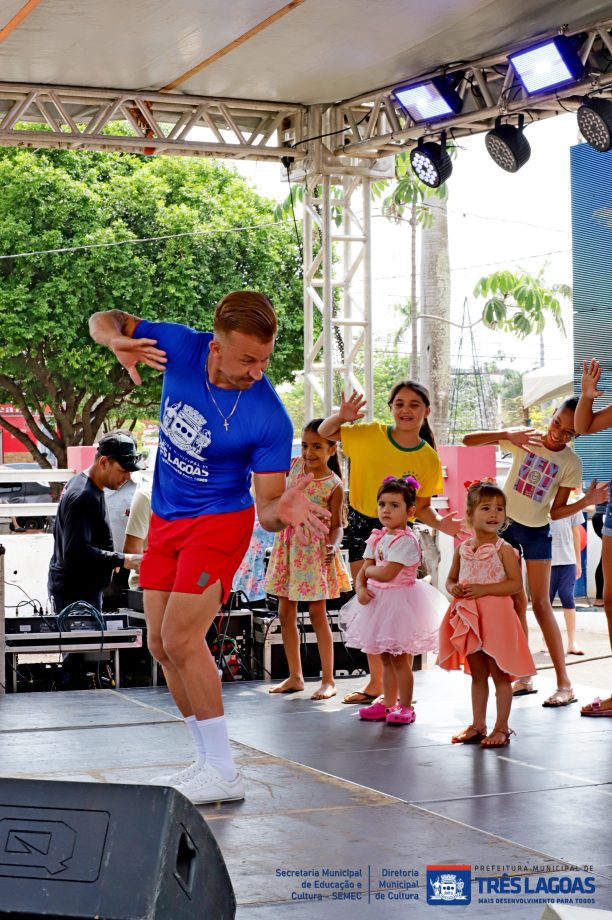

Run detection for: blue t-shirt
[[133, 320, 292, 519]]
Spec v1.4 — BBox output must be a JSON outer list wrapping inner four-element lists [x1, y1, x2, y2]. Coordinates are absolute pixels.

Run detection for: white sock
[[195, 716, 237, 780], [185, 715, 206, 763]]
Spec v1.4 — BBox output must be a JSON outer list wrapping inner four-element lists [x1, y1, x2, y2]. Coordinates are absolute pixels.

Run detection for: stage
[[0, 667, 610, 918]]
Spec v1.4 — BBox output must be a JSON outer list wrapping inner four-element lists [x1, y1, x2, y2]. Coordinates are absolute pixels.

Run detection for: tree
[[375, 151, 445, 379], [473, 268, 567, 340], [0, 149, 303, 467], [419, 189, 451, 444]]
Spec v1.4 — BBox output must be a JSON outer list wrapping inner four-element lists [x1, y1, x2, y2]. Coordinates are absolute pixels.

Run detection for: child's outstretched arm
[[575, 359, 612, 434], [550, 482, 609, 520], [463, 428, 540, 449], [461, 544, 522, 598], [318, 390, 366, 441], [445, 547, 465, 597]]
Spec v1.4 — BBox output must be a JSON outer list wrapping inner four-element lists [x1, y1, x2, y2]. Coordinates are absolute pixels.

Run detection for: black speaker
[[0, 778, 236, 919]]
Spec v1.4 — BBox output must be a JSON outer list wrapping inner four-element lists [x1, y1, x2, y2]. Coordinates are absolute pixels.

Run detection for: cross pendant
[[223, 419, 229, 431]]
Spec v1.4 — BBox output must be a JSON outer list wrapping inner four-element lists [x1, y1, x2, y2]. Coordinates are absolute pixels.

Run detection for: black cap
[[97, 433, 145, 472]]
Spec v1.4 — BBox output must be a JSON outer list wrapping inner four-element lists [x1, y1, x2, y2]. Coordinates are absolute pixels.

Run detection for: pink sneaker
[[359, 700, 389, 721], [386, 705, 416, 725]]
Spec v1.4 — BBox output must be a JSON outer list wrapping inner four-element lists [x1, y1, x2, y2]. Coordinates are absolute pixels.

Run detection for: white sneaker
[[177, 763, 245, 804], [149, 762, 200, 787]]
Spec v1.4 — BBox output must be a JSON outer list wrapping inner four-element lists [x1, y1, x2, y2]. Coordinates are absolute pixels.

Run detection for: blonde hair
[[214, 291, 277, 341]]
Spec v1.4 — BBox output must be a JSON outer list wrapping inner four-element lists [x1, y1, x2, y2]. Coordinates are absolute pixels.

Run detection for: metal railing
[[0, 468, 75, 520]]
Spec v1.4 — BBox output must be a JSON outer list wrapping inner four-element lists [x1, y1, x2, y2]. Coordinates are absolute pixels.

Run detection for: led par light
[[409, 135, 452, 188], [577, 97, 612, 152], [485, 116, 531, 172], [393, 75, 463, 123], [508, 35, 584, 94]]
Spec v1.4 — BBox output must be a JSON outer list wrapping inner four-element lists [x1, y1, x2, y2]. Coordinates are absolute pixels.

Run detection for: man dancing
[[89, 291, 329, 804]]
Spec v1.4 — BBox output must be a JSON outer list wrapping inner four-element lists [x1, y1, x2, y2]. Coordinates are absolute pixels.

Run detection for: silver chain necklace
[[204, 371, 242, 432]]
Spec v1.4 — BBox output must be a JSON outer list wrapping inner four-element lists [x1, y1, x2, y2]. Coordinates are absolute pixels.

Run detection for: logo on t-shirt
[[158, 398, 211, 483], [513, 451, 559, 503], [161, 398, 211, 459]]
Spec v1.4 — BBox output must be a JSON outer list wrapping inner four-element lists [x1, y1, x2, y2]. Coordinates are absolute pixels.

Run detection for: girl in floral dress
[[265, 419, 351, 699]]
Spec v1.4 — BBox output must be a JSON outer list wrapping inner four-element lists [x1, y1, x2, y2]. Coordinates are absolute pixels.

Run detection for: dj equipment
[[5, 613, 131, 634], [0, 777, 236, 919]]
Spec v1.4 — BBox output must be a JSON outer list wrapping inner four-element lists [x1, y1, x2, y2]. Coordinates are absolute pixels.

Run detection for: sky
[[231, 111, 579, 380]]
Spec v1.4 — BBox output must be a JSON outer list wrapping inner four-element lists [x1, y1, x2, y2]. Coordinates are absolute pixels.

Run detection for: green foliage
[[0, 148, 303, 464], [474, 269, 567, 339]]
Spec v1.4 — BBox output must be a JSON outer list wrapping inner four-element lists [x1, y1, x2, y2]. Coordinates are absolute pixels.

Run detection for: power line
[[0, 220, 289, 261]]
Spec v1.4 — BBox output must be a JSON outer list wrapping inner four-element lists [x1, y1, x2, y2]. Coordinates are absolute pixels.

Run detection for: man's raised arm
[[89, 310, 167, 385]]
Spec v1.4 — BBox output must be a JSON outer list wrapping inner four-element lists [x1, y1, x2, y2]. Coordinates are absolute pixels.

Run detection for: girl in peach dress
[[438, 481, 536, 748]]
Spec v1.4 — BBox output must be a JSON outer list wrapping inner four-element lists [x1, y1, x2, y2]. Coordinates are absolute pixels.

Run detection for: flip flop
[[542, 687, 577, 708], [581, 696, 612, 717], [342, 690, 379, 704], [567, 650, 585, 656]]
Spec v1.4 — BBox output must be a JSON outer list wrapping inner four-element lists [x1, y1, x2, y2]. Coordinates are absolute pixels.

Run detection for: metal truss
[[0, 83, 306, 161], [328, 18, 612, 158], [3, 17, 610, 416], [303, 174, 373, 420]]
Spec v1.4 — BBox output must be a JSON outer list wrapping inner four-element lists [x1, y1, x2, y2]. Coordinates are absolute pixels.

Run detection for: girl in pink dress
[[438, 481, 536, 748], [341, 476, 448, 725], [265, 418, 351, 699]]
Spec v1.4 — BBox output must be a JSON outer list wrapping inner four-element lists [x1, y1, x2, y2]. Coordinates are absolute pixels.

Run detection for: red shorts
[[139, 506, 255, 600]]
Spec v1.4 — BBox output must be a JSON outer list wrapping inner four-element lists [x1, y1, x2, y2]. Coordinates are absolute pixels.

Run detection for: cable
[[3, 580, 43, 607], [56, 601, 106, 689], [281, 156, 304, 262], [288, 110, 371, 150], [0, 219, 291, 262]]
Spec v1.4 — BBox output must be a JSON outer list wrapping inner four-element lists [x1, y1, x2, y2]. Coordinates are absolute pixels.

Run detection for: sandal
[[580, 695, 612, 718], [481, 728, 515, 748], [386, 705, 416, 725], [451, 725, 487, 745], [358, 701, 389, 721], [542, 687, 577, 708], [342, 690, 379, 705], [512, 678, 537, 697]]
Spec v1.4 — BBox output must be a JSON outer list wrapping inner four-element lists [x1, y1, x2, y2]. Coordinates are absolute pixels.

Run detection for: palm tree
[[473, 267, 568, 343]]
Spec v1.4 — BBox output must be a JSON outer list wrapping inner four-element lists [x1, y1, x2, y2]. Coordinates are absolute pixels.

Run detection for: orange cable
[[0, 0, 43, 44], [160, 0, 306, 92]]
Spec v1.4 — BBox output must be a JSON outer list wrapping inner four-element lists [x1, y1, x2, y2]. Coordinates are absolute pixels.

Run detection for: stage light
[[508, 35, 584, 94], [393, 76, 463, 123], [485, 116, 531, 172], [577, 97, 612, 152], [409, 135, 452, 188]]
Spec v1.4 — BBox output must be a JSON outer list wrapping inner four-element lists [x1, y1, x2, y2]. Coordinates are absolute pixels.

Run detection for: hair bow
[[382, 474, 420, 490], [464, 476, 496, 489]]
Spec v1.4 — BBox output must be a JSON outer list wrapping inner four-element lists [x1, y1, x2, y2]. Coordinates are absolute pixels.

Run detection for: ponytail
[[419, 418, 436, 450]]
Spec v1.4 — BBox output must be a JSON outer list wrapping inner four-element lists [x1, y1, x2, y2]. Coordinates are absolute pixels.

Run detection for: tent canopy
[[522, 366, 574, 408], [2, 0, 612, 105]]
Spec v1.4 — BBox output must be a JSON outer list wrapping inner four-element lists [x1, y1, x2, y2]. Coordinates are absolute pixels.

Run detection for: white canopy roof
[[522, 366, 574, 408], [2, 0, 612, 105]]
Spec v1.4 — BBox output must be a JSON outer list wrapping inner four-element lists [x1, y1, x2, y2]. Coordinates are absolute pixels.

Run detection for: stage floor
[[0, 670, 610, 918]]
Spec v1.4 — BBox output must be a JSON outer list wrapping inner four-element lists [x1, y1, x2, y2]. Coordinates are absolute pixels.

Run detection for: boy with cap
[[48, 431, 144, 614]]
